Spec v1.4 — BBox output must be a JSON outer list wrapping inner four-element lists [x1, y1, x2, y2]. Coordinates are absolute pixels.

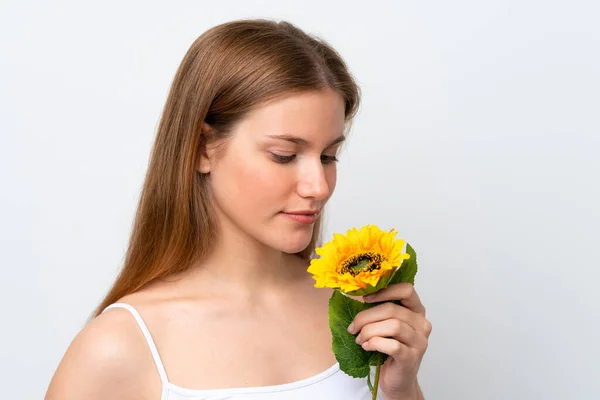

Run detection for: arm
[[385, 380, 424, 400]]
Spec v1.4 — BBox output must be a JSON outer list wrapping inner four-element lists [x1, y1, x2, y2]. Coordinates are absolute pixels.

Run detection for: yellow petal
[[307, 224, 409, 293]]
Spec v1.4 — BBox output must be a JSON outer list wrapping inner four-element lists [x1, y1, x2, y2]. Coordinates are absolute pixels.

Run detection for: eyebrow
[[266, 134, 346, 147]]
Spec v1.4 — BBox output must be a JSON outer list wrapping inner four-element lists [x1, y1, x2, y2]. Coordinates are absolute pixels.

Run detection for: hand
[[348, 283, 432, 399]]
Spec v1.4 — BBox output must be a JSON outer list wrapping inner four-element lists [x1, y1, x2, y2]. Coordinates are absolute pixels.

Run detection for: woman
[[45, 19, 431, 400]]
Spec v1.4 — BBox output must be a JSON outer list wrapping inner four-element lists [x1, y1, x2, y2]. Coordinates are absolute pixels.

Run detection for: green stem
[[372, 353, 381, 400]]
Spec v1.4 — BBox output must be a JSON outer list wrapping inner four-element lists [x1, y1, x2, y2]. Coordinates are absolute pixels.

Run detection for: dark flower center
[[339, 252, 386, 276]]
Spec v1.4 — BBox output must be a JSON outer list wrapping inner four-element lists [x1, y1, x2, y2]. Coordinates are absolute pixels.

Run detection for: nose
[[297, 160, 331, 201]]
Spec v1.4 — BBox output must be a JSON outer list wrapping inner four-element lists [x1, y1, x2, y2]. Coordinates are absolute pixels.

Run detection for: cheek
[[241, 163, 283, 197], [217, 153, 294, 208]]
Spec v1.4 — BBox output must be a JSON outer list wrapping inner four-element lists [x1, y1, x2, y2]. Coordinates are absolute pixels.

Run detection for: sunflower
[[307, 224, 411, 296]]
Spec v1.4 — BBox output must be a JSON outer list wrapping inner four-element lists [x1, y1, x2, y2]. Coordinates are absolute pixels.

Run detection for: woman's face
[[199, 89, 346, 254]]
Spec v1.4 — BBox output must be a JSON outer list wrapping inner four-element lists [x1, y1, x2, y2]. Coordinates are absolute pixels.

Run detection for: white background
[[1, 1, 599, 398]]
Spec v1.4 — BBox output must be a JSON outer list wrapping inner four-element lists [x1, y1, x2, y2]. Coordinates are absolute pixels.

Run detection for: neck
[[185, 219, 309, 299]]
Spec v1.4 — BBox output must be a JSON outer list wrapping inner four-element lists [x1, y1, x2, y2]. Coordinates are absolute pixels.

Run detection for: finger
[[348, 301, 429, 336], [361, 336, 412, 360], [355, 318, 422, 350], [364, 283, 426, 316]]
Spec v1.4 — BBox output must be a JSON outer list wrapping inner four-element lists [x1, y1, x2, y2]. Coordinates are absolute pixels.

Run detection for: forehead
[[234, 89, 346, 143]]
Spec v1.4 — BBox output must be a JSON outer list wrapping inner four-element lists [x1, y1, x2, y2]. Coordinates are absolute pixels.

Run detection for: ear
[[197, 122, 214, 174]]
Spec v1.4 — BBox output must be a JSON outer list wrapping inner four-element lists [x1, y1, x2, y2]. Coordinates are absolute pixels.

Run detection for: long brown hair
[[91, 19, 361, 319]]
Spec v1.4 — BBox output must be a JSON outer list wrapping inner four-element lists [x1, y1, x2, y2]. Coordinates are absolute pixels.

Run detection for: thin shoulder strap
[[102, 302, 169, 384]]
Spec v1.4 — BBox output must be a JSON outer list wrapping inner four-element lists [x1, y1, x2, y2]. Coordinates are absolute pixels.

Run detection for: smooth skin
[[45, 89, 430, 400]]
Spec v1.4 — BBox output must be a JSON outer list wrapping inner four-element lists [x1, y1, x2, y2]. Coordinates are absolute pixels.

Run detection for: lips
[[284, 210, 320, 215], [281, 210, 319, 224]]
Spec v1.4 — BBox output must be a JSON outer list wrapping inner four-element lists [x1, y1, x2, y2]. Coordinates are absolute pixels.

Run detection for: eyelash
[[271, 154, 339, 164]]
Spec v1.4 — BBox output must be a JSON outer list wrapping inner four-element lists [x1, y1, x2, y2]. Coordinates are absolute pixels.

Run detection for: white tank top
[[103, 303, 384, 399]]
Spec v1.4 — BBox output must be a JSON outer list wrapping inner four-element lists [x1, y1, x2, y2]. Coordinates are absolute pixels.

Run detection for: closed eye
[[321, 155, 339, 164], [270, 153, 339, 164], [271, 153, 296, 163]]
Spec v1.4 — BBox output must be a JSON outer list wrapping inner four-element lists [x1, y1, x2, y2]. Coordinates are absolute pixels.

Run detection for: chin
[[267, 230, 314, 255], [275, 238, 312, 254]]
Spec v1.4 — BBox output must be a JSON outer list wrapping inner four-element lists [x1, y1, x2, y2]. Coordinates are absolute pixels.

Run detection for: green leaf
[[369, 349, 389, 366], [388, 242, 418, 286], [329, 290, 387, 377]]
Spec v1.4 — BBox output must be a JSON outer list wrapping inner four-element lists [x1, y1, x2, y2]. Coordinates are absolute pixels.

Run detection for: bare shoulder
[[45, 303, 159, 400]]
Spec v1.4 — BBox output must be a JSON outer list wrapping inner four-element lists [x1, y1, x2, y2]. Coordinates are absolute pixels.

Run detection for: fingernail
[[347, 322, 355, 334], [364, 294, 375, 302], [355, 334, 361, 344]]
